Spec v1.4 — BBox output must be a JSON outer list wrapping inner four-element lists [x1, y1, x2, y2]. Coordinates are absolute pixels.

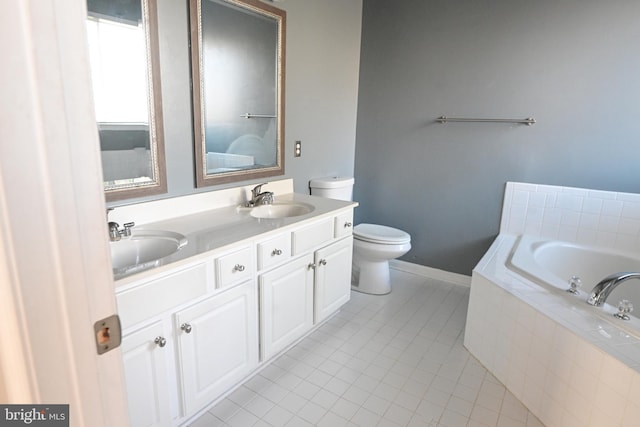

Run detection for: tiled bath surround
[[465, 182, 640, 427], [501, 181, 640, 253]]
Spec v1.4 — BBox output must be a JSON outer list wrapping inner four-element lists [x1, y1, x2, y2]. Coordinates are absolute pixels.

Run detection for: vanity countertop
[[113, 192, 357, 285]]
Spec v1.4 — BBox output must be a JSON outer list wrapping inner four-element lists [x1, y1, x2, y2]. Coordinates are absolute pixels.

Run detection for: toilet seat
[[353, 223, 411, 245]]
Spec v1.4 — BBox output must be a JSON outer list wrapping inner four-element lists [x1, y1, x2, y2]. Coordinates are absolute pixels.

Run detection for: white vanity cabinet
[[175, 280, 258, 416], [121, 320, 174, 427], [116, 203, 355, 426]]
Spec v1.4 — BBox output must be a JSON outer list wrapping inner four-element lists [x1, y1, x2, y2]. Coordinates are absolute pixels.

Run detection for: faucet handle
[[123, 222, 135, 237], [252, 182, 268, 196], [615, 300, 633, 320], [566, 275, 582, 294], [262, 192, 275, 205]]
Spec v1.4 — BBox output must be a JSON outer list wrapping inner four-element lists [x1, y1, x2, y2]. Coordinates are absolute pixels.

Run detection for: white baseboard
[[390, 259, 471, 287]]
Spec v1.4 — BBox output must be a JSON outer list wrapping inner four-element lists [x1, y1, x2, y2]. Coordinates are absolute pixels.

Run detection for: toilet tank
[[309, 176, 354, 201]]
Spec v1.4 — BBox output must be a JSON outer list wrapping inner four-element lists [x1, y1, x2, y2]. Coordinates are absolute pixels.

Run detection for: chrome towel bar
[[240, 113, 276, 119], [437, 116, 536, 126]]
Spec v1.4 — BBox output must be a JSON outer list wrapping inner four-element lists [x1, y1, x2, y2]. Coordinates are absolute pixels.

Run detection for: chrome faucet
[[107, 208, 135, 242], [586, 272, 640, 306], [108, 221, 135, 241], [246, 183, 274, 207]]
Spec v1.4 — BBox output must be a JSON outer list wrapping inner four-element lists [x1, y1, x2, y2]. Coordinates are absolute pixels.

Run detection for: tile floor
[[189, 270, 545, 426]]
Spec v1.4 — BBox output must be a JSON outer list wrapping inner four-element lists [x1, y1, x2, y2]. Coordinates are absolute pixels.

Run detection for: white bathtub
[[508, 235, 640, 324], [465, 234, 640, 427]]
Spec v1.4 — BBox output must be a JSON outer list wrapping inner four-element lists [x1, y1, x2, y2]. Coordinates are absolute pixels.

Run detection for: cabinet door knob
[[181, 323, 192, 334], [271, 249, 283, 256], [154, 336, 167, 347], [319, 259, 327, 266], [307, 263, 316, 270], [344, 222, 352, 228], [233, 264, 245, 272]]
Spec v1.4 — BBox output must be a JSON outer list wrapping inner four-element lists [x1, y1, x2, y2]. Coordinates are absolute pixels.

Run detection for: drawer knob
[[272, 249, 283, 256], [154, 336, 167, 347], [233, 264, 245, 272], [344, 222, 352, 228], [181, 323, 192, 334]]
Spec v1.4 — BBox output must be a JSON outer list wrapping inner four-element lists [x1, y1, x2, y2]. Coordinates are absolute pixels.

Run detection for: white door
[[176, 281, 259, 416], [0, 0, 128, 423], [314, 237, 353, 323], [260, 254, 314, 360], [122, 321, 173, 427]]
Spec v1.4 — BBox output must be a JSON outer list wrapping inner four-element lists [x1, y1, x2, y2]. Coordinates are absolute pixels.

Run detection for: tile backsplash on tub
[[501, 182, 640, 253]]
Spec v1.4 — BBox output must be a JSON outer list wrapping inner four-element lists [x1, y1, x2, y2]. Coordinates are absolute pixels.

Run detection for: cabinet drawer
[[117, 263, 209, 330], [334, 211, 354, 238], [216, 246, 254, 289], [257, 233, 291, 271], [291, 218, 334, 255]]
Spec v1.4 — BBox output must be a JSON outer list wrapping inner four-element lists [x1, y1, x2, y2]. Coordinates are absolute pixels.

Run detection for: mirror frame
[[189, 0, 286, 187], [99, 0, 167, 202]]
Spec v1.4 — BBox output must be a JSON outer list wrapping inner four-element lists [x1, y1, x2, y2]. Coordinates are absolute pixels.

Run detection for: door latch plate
[[94, 314, 122, 355]]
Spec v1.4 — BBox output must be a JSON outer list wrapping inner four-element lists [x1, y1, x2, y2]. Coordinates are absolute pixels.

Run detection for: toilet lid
[[353, 223, 411, 244]]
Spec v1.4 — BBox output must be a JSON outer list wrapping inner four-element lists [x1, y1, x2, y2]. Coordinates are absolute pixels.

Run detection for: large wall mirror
[[86, 0, 167, 202], [190, 0, 286, 187]]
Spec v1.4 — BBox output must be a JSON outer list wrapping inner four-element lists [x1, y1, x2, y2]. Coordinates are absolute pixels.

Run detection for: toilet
[[309, 176, 411, 295]]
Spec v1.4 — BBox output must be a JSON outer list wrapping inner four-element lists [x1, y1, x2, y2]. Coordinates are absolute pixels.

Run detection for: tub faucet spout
[[587, 272, 640, 306]]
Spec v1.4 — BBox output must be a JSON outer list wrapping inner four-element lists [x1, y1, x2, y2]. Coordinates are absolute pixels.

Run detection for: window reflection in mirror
[[191, 0, 286, 187], [86, 0, 167, 202]]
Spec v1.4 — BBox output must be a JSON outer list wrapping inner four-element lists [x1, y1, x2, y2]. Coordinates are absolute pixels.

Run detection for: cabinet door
[[260, 254, 314, 360], [121, 321, 173, 427], [176, 281, 258, 416], [314, 237, 353, 323]]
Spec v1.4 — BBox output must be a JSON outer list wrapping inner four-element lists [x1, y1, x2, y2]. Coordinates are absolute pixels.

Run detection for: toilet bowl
[[309, 176, 412, 295], [352, 223, 411, 294]]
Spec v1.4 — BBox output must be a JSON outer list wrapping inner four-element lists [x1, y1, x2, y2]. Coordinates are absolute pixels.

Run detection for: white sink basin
[[110, 230, 187, 275], [250, 202, 314, 219]]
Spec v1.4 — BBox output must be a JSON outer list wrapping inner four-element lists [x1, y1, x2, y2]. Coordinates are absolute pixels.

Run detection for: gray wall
[[283, 0, 362, 194], [108, 0, 362, 206], [354, 0, 640, 275]]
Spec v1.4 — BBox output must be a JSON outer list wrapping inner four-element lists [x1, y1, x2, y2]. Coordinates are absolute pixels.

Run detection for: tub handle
[[566, 276, 582, 294], [614, 300, 634, 321]]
